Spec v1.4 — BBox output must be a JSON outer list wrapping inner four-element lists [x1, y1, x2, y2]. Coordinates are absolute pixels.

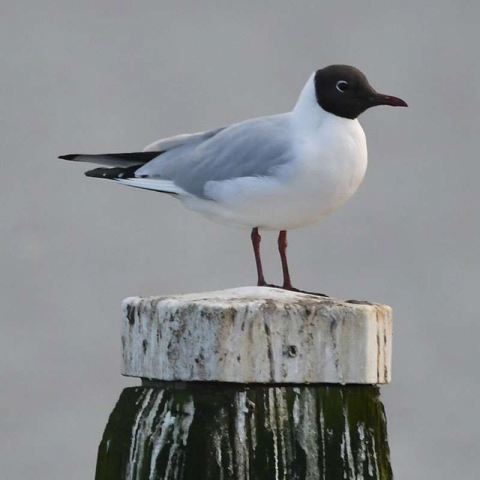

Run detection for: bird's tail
[[59, 151, 180, 194]]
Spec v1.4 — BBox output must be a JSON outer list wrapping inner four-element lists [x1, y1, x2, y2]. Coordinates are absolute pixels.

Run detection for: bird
[[60, 65, 407, 293]]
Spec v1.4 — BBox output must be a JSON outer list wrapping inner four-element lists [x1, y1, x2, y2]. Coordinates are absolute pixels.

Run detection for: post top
[[125, 286, 383, 310], [122, 287, 392, 385]]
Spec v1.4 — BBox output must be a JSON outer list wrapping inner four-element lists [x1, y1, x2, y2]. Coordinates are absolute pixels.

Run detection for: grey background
[[1, 1, 478, 479]]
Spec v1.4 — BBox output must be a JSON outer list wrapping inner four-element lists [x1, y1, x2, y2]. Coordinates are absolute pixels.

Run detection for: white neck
[[292, 72, 355, 135]]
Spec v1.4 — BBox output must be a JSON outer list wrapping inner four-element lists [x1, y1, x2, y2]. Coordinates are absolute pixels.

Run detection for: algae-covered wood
[[95, 383, 392, 480]]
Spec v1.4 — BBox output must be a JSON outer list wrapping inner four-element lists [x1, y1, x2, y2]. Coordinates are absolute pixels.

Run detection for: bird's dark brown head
[[314, 65, 407, 119]]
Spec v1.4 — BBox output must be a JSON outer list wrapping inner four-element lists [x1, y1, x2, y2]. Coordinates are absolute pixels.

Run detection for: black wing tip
[[84, 165, 139, 179], [59, 154, 78, 160], [84, 167, 111, 178], [84, 168, 100, 178]]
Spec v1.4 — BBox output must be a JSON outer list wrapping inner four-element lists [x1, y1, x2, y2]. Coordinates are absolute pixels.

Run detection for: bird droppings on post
[[121, 287, 392, 385]]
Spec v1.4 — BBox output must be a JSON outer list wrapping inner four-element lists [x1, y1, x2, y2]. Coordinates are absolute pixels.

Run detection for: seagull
[[60, 65, 407, 292]]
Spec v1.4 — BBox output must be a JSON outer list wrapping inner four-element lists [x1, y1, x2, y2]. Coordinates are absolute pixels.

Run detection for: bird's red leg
[[278, 230, 329, 297], [278, 230, 294, 289], [251, 227, 268, 286]]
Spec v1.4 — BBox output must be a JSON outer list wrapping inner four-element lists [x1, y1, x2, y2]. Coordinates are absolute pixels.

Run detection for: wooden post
[[95, 287, 393, 480]]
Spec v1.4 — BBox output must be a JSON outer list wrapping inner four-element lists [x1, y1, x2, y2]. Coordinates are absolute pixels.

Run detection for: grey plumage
[[143, 126, 226, 152], [59, 115, 294, 199], [136, 114, 293, 198]]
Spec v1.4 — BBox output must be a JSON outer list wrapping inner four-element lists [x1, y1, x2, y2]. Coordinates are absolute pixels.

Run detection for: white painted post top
[[121, 287, 392, 385]]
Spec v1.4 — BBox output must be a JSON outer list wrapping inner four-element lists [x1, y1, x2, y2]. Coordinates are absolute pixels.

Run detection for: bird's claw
[[282, 286, 329, 297], [258, 283, 329, 298]]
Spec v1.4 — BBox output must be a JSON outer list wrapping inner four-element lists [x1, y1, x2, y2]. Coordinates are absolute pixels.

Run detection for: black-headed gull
[[60, 65, 407, 292]]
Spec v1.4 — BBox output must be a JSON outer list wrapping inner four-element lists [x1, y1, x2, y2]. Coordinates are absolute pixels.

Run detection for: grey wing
[[135, 114, 293, 199], [143, 126, 226, 152]]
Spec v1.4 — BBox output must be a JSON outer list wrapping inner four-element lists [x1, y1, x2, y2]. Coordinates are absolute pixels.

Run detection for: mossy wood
[[95, 382, 392, 480]]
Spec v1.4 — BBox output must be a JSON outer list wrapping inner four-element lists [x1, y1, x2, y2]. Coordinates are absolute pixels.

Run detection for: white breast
[[181, 115, 367, 231], [288, 114, 368, 218]]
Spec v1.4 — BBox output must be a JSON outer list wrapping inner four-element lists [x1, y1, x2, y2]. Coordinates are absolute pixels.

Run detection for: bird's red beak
[[371, 93, 408, 107]]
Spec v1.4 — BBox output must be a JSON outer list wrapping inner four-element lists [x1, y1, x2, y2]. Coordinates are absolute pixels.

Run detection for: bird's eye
[[336, 80, 349, 93]]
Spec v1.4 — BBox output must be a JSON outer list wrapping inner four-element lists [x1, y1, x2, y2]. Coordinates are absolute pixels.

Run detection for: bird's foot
[[258, 282, 329, 298], [281, 285, 329, 297]]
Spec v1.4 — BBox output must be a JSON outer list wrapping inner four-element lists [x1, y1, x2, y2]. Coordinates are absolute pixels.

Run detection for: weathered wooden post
[[95, 287, 393, 479]]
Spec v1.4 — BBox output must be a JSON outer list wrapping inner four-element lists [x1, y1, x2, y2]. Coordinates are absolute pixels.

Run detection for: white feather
[[116, 178, 187, 195]]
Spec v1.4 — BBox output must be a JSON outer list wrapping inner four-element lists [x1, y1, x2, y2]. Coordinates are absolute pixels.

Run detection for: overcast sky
[[1, 2, 479, 479]]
